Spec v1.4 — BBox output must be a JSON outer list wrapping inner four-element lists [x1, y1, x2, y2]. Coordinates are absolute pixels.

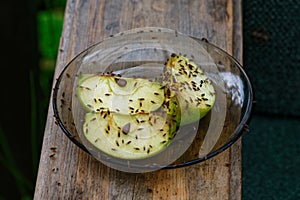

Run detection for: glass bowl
[[53, 27, 253, 173]]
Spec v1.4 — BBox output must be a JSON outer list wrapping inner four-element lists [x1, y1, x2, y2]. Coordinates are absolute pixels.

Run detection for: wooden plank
[[34, 0, 243, 199]]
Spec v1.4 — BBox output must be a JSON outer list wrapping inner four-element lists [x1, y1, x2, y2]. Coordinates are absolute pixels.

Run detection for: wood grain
[[34, 0, 243, 199]]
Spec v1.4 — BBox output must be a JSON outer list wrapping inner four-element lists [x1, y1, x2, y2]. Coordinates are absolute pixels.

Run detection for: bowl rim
[[52, 29, 253, 170]]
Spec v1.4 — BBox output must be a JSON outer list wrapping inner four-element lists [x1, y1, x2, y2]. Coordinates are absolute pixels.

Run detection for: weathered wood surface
[[34, 0, 243, 199]]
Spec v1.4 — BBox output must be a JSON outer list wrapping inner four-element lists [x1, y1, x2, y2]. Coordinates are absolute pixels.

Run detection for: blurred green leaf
[[37, 10, 64, 60]]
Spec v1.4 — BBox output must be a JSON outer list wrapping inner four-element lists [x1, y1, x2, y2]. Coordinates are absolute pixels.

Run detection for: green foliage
[[37, 10, 64, 59]]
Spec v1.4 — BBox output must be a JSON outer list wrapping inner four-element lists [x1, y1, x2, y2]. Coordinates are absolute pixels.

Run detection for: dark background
[[0, 0, 299, 199], [1, 0, 64, 199], [1, 1, 39, 199], [242, 0, 300, 199]]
